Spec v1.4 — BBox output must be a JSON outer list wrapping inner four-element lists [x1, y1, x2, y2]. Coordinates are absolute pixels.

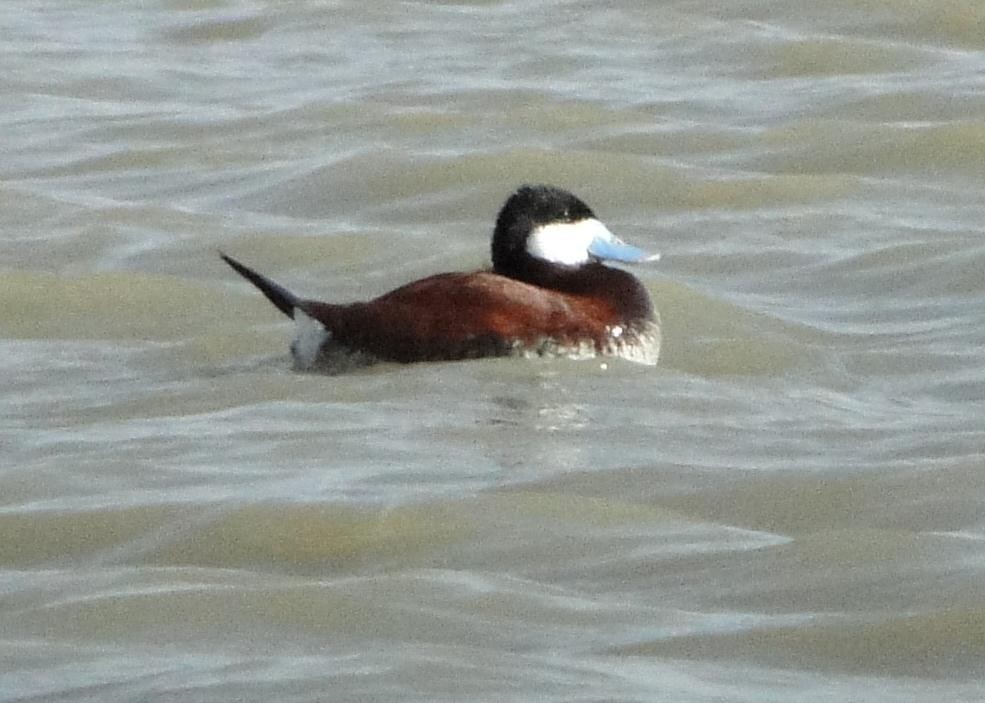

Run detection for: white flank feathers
[[290, 308, 329, 370]]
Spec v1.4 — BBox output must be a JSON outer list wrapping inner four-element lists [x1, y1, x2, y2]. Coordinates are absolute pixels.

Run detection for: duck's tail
[[220, 252, 300, 319]]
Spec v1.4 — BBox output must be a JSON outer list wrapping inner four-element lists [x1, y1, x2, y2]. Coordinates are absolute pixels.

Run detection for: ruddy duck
[[221, 184, 660, 371]]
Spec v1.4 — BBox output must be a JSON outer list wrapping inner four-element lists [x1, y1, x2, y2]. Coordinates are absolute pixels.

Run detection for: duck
[[221, 184, 660, 371]]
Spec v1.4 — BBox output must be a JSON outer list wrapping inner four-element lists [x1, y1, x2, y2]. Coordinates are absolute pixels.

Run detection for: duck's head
[[491, 184, 658, 282]]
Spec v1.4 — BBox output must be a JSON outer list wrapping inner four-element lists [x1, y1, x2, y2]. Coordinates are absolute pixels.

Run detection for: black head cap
[[491, 184, 595, 277]]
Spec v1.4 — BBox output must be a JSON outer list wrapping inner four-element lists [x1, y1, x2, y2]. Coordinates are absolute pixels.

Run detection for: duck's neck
[[506, 259, 654, 323]]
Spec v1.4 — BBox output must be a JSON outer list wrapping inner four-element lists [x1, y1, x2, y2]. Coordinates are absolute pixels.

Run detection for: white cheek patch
[[290, 308, 329, 370], [526, 218, 613, 266]]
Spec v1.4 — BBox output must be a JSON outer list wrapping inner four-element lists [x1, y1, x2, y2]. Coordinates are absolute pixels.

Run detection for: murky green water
[[2, 1, 984, 700]]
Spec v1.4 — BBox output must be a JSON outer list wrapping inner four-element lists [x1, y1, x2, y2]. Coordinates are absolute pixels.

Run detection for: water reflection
[[483, 372, 594, 474]]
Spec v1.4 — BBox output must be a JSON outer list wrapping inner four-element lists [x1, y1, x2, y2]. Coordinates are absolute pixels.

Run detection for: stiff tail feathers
[[220, 252, 300, 319]]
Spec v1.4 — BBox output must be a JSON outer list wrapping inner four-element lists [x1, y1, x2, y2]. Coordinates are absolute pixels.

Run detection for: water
[[2, 1, 985, 700]]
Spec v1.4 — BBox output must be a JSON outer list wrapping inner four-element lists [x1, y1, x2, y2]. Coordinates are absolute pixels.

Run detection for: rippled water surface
[[3, 1, 985, 700]]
